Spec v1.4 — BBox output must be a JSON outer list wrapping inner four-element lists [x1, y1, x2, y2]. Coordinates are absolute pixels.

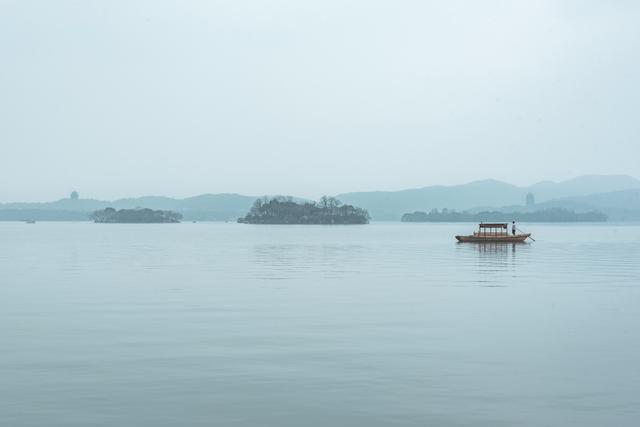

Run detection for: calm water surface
[[1, 222, 639, 426]]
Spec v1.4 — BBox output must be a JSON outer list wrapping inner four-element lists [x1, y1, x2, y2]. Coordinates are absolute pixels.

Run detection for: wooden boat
[[455, 223, 530, 243]]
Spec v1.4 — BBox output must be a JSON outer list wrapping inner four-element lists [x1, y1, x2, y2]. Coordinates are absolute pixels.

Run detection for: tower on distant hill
[[526, 192, 535, 207]]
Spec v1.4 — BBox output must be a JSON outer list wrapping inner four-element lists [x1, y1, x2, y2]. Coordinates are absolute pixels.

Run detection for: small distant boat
[[25, 219, 36, 224], [456, 223, 531, 243]]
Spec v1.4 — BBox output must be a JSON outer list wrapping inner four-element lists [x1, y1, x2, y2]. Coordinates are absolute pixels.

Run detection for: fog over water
[[2, 1, 639, 201]]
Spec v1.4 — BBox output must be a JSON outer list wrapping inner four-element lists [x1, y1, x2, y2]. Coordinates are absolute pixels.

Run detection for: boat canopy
[[479, 223, 507, 229]]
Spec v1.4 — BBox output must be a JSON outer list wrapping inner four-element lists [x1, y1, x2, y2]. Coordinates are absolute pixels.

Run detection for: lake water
[[1, 222, 639, 426]]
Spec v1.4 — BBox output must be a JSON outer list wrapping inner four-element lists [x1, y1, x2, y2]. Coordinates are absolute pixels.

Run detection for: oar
[[516, 227, 535, 241]]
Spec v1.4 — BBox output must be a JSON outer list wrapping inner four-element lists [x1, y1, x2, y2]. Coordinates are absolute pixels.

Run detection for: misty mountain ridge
[[528, 188, 640, 221], [1, 175, 638, 221], [0, 193, 312, 221], [336, 175, 640, 220]]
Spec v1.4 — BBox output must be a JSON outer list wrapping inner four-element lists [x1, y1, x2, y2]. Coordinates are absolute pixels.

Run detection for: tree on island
[[70, 191, 79, 200], [238, 196, 370, 224]]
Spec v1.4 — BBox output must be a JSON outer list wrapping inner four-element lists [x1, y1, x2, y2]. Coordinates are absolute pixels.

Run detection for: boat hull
[[455, 234, 530, 243]]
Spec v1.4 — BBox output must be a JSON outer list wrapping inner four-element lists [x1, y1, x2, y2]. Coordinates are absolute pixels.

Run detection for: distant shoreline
[[401, 208, 607, 223], [91, 208, 182, 224]]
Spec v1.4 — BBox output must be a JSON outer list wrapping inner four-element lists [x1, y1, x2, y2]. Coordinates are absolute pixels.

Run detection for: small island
[[91, 208, 183, 223], [238, 196, 370, 224], [401, 207, 607, 223]]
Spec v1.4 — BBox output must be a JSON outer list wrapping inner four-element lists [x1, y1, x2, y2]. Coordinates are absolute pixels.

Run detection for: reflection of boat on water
[[456, 223, 530, 243], [475, 242, 517, 252]]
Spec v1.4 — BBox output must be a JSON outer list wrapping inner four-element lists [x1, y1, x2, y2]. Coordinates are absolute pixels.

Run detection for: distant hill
[[337, 175, 640, 220], [533, 188, 640, 221], [0, 194, 257, 221], [337, 180, 523, 220], [468, 188, 640, 221], [527, 175, 640, 201]]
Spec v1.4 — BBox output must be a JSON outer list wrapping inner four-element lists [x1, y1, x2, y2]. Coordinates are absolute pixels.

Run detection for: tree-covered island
[[91, 208, 182, 223], [238, 196, 370, 224]]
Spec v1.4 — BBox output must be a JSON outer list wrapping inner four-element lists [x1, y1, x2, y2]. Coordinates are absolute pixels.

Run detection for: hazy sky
[[1, 0, 639, 201]]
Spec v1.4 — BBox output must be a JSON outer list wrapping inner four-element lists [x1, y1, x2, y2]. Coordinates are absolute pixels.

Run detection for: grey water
[[1, 222, 639, 426]]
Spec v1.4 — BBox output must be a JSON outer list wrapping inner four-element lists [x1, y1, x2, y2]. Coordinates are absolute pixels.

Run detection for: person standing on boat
[[512, 221, 516, 236]]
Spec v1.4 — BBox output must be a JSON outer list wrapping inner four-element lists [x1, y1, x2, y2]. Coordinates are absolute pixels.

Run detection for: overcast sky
[[1, 0, 639, 201]]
